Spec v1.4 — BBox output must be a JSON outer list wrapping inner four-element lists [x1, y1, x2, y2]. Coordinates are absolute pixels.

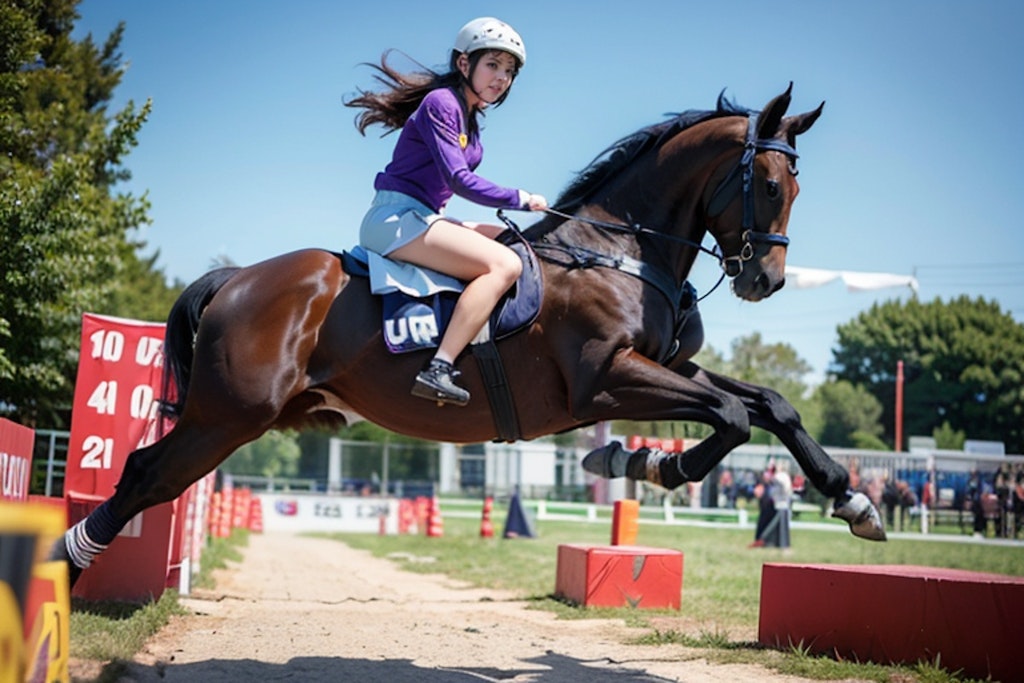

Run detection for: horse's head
[[704, 84, 823, 302]]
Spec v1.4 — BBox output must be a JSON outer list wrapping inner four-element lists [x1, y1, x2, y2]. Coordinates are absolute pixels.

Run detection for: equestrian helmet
[[454, 17, 526, 66]]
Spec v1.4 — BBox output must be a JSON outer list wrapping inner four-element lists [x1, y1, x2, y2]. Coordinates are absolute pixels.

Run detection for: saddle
[[340, 236, 543, 353], [339, 234, 543, 442]]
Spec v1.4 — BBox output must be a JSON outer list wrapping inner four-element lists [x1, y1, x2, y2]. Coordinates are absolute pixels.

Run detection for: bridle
[[705, 112, 800, 277], [531, 110, 801, 284]]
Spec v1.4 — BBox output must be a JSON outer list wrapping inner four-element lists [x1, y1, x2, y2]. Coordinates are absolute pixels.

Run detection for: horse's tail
[[159, 267, 240, 420]]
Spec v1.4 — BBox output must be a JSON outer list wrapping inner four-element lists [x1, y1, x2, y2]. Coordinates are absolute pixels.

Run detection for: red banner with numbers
[[0, 418, 34, 502], [65, 314, 170, 499]]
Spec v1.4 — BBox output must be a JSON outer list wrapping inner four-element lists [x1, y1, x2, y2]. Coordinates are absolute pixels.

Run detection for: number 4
[[86, 381, 118, 415]]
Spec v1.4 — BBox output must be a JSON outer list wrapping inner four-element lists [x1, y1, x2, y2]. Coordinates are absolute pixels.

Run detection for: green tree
[[830, 296, 1024, 453], [813, 379, 885, 448], [100, 247, 185, 323], [932, 421, 965, 450], [0, 0, 151, 425], [221, 430, 301, 478], [728, 332, 811, 401]]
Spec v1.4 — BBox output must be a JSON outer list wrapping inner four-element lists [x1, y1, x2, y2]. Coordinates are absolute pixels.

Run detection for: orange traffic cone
[[209, 491, 222, 536], [480, 496, 494, 538], [426, 496, 444, 538], [415, 496, 430, 534], [398, 499, 415, 534], [248, 496, 264, 533], [218, 488, 233, 538], [233, 488, 250, 529]]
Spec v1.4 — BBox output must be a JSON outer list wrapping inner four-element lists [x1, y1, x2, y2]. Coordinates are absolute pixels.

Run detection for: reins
[[533, 206, 729, 303]]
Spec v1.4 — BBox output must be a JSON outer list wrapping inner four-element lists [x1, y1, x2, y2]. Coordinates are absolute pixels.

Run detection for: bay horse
[[53, 84, 885, 584]]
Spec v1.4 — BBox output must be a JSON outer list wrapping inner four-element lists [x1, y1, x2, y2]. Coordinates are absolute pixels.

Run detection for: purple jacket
[[373, 88, 523, 212]]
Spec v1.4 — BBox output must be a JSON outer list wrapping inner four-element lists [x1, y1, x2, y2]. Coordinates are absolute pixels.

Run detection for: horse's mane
[[553, 92, 752, 213]]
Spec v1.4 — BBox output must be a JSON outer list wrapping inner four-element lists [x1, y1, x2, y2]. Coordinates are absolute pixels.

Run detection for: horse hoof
[[832, 492, 887, 541], [581, 441, 631, 478]]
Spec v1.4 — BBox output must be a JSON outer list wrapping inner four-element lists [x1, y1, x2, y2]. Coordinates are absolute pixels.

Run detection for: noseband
[[706, 113, 800, 277]]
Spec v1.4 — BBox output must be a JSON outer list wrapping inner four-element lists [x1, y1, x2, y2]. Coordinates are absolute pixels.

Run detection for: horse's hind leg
[[52, 250, 347, 582], [52, 414, 262, 584]]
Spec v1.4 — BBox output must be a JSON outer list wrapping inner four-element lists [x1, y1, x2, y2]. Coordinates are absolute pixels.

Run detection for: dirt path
[[79, 532, 857, 682]]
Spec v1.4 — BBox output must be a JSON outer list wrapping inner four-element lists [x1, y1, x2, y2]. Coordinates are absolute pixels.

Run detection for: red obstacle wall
[[555, 544, 682, 609], [64, 313, 196, 602], [758, 563, 1024, 682]]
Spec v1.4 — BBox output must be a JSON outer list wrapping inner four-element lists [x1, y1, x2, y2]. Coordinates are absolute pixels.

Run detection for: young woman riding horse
[[348, 17, 548, 407], [52, 83, 885, 586]]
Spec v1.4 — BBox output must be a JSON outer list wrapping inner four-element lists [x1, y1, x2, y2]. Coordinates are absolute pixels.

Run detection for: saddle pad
[[382, 291, 458, 354], [361, 245, 465, 297], [341, 240, 543, 354]]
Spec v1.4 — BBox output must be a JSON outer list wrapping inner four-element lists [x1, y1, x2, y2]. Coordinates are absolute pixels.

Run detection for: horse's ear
[[781, 101, 825, 144], [756, 82, 793, 140], [716, 88, 730, 112]]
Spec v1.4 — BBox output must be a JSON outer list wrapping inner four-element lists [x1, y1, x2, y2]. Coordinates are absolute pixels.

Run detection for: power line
[[914, 262, 1024, 270]]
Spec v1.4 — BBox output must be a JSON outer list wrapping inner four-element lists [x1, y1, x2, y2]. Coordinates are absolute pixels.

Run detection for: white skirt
[[359, 190, 445, 255]]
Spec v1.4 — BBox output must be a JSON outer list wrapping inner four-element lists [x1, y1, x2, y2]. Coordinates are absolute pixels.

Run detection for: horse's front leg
[[569, 349, 753, 490], [582, 357, 885, 541], [692, 366, 886, 540]]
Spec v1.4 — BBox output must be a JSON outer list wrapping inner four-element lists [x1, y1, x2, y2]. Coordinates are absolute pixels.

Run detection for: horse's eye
[[766, 179, 780, 199]]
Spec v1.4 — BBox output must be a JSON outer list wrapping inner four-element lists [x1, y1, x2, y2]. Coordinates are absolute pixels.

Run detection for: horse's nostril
[[755, 272, 771, 292]]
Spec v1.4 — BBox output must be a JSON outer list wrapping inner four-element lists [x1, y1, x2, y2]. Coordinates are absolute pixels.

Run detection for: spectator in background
[[750, 465, 776, 548], [897, 480, 918, 527], [1013, 468, 1024, 539], [967, 470, 987, 538], [881, 474, 899, 529], [750, 460, 792, 548], [719, 468, 736, 509], [995, 464, 1011, 538], [772, 461, 793, 513]]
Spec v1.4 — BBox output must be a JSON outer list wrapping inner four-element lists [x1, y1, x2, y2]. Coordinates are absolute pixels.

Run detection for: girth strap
[[471, 340, 522, 443]]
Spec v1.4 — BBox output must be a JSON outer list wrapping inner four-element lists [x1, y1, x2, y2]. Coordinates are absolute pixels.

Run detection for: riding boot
[[412, 359, 470, 406]]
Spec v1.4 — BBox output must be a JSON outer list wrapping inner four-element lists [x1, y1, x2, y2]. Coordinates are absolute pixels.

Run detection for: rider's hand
[[518, 190, 548, 212], [526, 193, 548, 211]]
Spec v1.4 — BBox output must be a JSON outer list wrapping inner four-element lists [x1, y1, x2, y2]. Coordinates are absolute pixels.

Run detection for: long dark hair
[[345, 49, 516, 138]]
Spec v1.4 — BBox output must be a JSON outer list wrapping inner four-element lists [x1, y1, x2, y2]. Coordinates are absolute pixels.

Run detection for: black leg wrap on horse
[[581, 441, 634, 478], [652, 452, 691, 490], [84, 500, 122, 546], [55, 500, 121, 577], [580, 442, 692, 490]]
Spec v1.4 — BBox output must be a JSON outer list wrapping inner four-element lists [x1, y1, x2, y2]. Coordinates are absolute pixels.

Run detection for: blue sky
[[73, 1, 1024, 384]]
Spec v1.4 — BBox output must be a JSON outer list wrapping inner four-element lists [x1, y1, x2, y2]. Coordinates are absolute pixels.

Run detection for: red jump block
[[758, 563, 1024, 682], [555, 544, 683, 609]]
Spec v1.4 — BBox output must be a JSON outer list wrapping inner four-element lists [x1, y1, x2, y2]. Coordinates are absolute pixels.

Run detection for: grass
[[66, 511, 1019, 682], [325, 513, 1023, 682], [70, 590, 187, 662], [69, 527, 249, 680]]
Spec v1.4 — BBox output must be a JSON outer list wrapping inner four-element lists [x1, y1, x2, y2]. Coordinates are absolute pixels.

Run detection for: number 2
[[80, 436, 114, 469]]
